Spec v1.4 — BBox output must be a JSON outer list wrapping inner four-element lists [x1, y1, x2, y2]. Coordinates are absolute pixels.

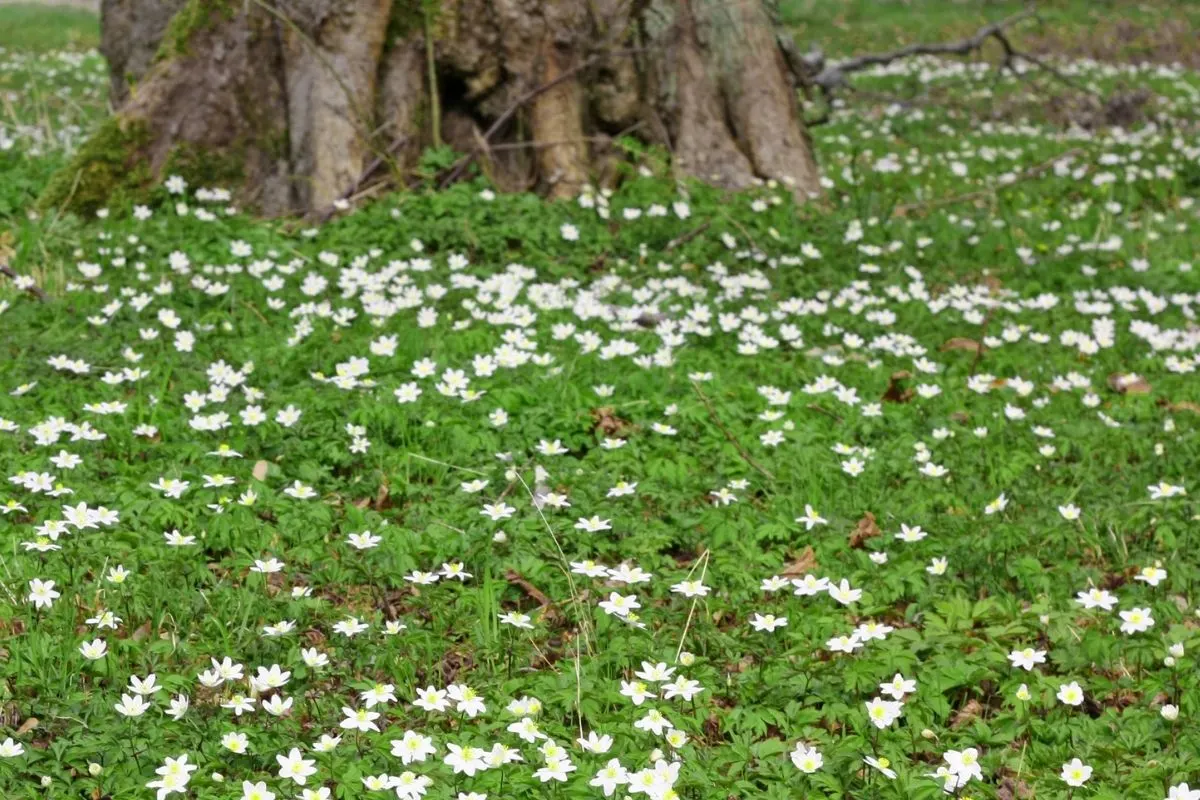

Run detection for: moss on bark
[[161, 141, 246, 191], [385, 0, 431, 46], [37, 117, 153, 216], [155, 0, 235, 63]]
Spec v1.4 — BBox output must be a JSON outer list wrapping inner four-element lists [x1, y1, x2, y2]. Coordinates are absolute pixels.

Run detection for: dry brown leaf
[[779, 546, 817, 577], [252, 460, 270, 481], [374, 479, 391, 511], [940, 337, 983, 354], [997, 776, 1034, 800], [849, 512, 881, 549], [950, 698, 983, 728], [1107, 372, 1151, 394], [591, 407, 634, 437], [727, 655, 756, 673], [882, 371, 913, 404]]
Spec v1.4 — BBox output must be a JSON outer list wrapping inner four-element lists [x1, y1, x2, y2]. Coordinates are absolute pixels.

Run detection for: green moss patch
[[36, 116, 152, 216]]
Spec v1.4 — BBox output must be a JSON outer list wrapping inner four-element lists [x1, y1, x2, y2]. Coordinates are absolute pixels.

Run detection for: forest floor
[[2, 2, 1200, 800]]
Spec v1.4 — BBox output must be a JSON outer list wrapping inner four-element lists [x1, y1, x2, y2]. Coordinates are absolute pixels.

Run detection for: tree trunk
[[43, 0, 822, 216]]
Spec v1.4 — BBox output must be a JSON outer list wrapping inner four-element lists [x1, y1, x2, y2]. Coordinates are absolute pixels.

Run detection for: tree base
[[43, 0, 822, 216]]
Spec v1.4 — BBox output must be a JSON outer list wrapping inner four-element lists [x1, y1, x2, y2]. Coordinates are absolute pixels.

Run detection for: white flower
[[27, 578, 60, 609], [79, 638, 108, 660], [1007, 647, 1047, 671], [1134, 565, 1167, 586], [790, 743, 823, 773], [391, 730, 436, 765], [443, 743, 488, 776], [1060, 758, 1092, 787], [276, 748, 317, 785], [578, 731, 613, 753], [749, 613, 787, 632], [590, 758, 629, 796], [865, 697, 903, 729], [240, 780, 275, 800], [1056, 681, 1085, 706], [222, 732, 249, 754], [339, 706, 380, 732], [944, 747, 982, 782], [1119, 607, 1155, 634]]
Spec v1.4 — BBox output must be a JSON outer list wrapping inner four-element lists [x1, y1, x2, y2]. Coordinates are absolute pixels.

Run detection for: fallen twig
[[720, 211, 763, 254], [805, 403, 844, 424], [691, 382, 775, 481], [892, 147, 1082, 217], [0, 263, 47, 302], [503, 569, 560, 619], [970, 309, 996, 376], [665, 221, 712, 251], [241, 301, 269, 324]]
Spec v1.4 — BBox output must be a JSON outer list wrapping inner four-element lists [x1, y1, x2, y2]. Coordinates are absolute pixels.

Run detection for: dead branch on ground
[[892, 146, 1083, 217], [806, 8, 1096, 98], [691, 381, 775, 482], [0, 264, 47, 302]]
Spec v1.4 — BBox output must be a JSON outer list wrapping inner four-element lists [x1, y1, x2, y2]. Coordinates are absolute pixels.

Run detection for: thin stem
[[424, 4, 442, 148]]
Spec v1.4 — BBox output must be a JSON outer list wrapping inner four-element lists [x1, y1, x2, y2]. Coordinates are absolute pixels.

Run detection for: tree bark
[[280, 0, 395, 209], [44, 0, 823, 216], [99, 0, 188, 106]]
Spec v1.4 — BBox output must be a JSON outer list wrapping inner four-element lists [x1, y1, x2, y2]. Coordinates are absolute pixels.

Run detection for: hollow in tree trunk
[[42, 0, 823, 216]]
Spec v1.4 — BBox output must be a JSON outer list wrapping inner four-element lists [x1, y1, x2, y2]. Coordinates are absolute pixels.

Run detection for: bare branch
[[307, 134, 411, 223], [810, 7, 1093, 97], [814, 8, 1035, 90]]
